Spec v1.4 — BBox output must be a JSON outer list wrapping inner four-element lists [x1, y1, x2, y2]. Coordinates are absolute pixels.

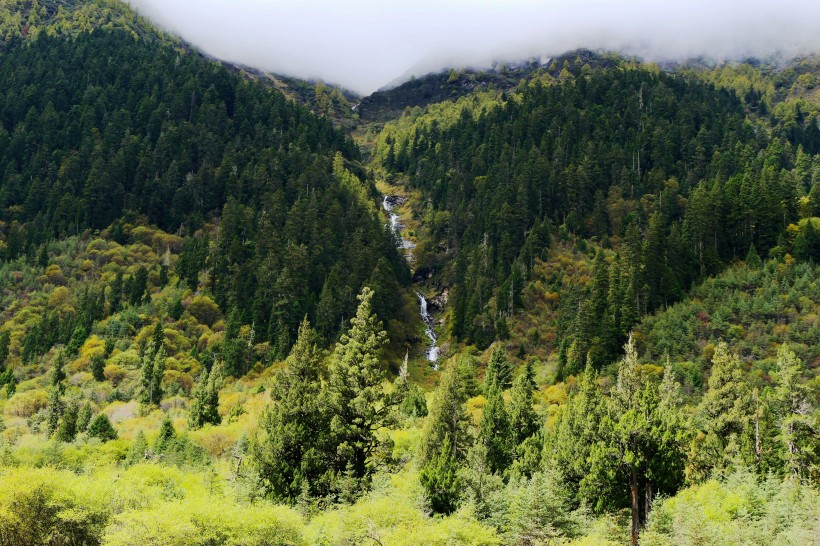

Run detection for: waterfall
[[416, 291, 439, 366], [383, 194, 438, 367]]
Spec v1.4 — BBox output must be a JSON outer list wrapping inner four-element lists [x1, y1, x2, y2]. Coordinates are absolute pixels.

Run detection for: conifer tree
[[189, 363, 222, 430], [419, 434, 461, 515], [771, 344, 817, 480], [154, 417, 175, 453], [485, 345, 513, 391], [126, 431, 149, 466], [45, 386, 63, 437], [91, 354, 105, 382], [56, 401, 78, 442], [419, 354, 475, 465], [255, 317, 328, 500], [140, 345, 165, 405], [0, 330, 10, 370], [508, 365, 538, 447], [87, 414, 118, 441], [324, 287, 392, 486], [480, 378, 512, 474], [76, 402, 93, 433], [688, 342, 755, 481]]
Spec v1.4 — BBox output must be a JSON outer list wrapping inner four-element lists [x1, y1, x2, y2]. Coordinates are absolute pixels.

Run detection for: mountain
[[0, 3, 817, 545], [356, 49, 622, 123]]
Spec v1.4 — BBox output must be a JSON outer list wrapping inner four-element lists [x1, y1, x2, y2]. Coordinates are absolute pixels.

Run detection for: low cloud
[[125, 0, 820, 95]]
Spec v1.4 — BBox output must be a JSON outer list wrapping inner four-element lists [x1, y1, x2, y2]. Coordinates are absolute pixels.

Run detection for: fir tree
[[76, 402, 93, 433], [91, 354, 105, 382], [188, 363, 222, 430], [55, 401, 78, 442], [508, 366, 538, 448], [485, 345, 513, 391], [44, 387, 64, 437], [154, 417, 175, 453], [0, 330, 10, 370], [324, 287, 392, 487], [419, 434, 461, 515], [255, 316, 327, 500], [480, 378, 512, 474], [126, 431, 149, 466], [688, 342, 755, 481], [140, 344, 166, 406], [87, 414, 118, 441]]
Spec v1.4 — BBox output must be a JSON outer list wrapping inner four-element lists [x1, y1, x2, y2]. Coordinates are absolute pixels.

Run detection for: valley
[[0, 1, 817, 545]]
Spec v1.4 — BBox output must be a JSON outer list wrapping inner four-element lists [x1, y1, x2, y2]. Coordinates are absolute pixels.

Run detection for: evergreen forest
[[0, 1, 816, 545]]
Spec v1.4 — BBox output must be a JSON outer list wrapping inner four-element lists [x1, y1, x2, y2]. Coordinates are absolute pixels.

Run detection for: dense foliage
[[0, 29, 410, 354], [376, 59, 820, 363], [0, 6, 818, 545]]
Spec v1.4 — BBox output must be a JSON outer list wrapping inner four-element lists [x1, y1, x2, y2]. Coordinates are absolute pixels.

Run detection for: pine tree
[[771, 344, 817, 480], [87, 414, 118, 441], [140, 344, 166, 405], [419, 354, 475, 465], [508, 366, 538, 448], [45, 386, 64, 437], [255, 316, 328, 500], [745, 242, 763, 269], [76, 402, 93, 433], [91, 354, 105, 382], [688, 342, 754, 482], [324, 287, 392, 487], [486, 345, 513, 391], [56, 401, 79, 442], [154, 417, 175, 453], [126, 431, 149, 466], [51, 351, 67, 388], [480, 378, 512, 474], [419, 434, 461, 515], [0, 330, 10, 370], [189, 363, 222, 430]]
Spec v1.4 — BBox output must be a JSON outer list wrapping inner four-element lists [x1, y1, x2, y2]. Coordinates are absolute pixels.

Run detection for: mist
[[125, 0, 820, 95]]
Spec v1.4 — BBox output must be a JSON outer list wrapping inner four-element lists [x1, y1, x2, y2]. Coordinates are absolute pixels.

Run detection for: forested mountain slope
[[375, 57, 820, 368], [0, 3, 816, 544], [0, 29, 416, 357]]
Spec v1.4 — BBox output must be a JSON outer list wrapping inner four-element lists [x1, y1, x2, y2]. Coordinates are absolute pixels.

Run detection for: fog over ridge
[[125, 0, 820, 95]]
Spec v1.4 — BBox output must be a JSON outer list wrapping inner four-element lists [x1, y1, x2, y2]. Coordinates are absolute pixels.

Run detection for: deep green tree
[[324, 287, 392, 488], [688, 342, 755, 482], [188, 363, 222, 430], [55, 402, 79, 443], [87, 414, 118, 441], [508, 365, 538, 448], [480, 378, 512, 474], [154, 417, 176, 453], [770, 344, 818, 481], [255, 317, 327, 500], [90, 354, 105, 382], [419, 434, 462, 515], [485, 345, 513, 391], [139, 345, 166, 406]]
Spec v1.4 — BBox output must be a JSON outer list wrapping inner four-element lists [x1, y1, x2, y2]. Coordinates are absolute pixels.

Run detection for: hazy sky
[[125, 0, 820, 95]]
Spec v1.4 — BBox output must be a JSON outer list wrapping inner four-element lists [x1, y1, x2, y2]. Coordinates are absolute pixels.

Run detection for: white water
[[383, 194, 438, 366], [416, 291, 439, 367]]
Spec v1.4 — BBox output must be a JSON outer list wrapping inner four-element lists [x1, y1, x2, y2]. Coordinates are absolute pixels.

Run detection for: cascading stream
[[383, 194, 438, 366]]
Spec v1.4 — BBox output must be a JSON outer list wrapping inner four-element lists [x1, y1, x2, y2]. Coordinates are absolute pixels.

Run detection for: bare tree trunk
[[631, 468, 639, 546]]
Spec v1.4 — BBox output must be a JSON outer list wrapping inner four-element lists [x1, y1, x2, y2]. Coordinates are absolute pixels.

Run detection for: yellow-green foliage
[[0, 464, 303, 546], [641, 470, 820, 546], [304, 468, 499, 546]]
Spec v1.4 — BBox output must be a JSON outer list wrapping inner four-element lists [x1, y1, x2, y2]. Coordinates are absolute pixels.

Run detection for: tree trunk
[[644, 480, 653, 526], [631, 467, 639, 546]]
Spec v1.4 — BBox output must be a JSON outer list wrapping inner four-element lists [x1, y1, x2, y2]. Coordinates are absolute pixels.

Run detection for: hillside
[[357, 50, 622, 124], [0, 3, 817, 546]]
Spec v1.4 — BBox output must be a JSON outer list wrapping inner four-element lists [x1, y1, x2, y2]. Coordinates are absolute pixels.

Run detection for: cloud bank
[[125, 0, 820, 95]]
